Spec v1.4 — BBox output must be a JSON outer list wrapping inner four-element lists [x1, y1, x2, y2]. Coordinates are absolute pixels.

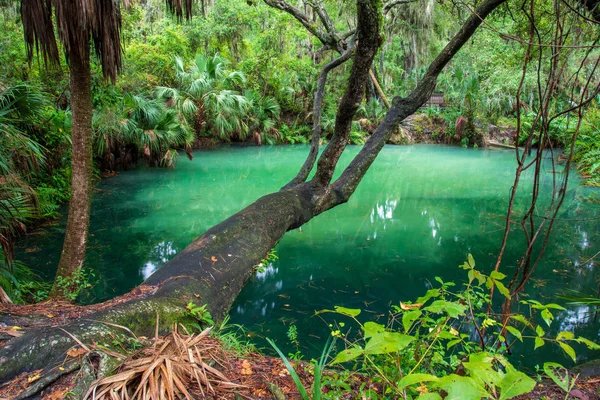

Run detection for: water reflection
[[13, 145, 600, 368]]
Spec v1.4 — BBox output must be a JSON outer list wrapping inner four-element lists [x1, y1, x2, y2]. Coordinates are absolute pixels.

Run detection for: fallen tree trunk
[[0, 0, 506, 385]]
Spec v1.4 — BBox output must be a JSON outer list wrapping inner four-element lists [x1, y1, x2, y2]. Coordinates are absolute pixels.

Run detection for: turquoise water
[[16, 145, 600, 369]]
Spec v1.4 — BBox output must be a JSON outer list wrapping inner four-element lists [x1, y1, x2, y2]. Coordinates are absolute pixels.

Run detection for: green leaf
[[490, 270, 506, 280], [556, 331, 574, 342], [575, 336, 600, 350], [543, 362, 570, 392], [467, 269, 476, 283], [535, 325, 545, 337], [333, 306, 361, 317], [467, 254, 476, 268], [330, 346, 363, 365], [464, 355, 502, 387], [398, 373, 439, 390], [495, 280, 511, 299], [435, 375, 487, 400], [460, 261, 471, 270], [425, 300, 466, 318], [510, 315, 532, 327], [485, 277, 494, 289], [447, 339, 461, 349], [417, 394, 443, 400], [416, 289, 441, 305], [365, 331, 415, 355], [363, 321, 385, 339], [402, 310, 422, 333], [534, 337, 545, 350], [559, 342, 576, 362], [505, 326, 523, 342], [544, 303, 566, 310], [498, 370, 536, 400], [541, 308, 554, 327]]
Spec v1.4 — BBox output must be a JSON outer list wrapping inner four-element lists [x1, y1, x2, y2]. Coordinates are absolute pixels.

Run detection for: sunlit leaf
[[363, 321, 385, 339], [543, 362, 570, 392], [365, 332, 415, 355], [333, 306, 361, 318], [534, 337, 545, 350], [435, 375, 487, 400], [398, 374, 439, 390], [490, 270, 506, 280], [535, 325, 545, 337], [495, 281, 510, 299], [416, 289, 441, 305], [556, 331, 574, 342], [425, 301, 466, 318], [575, 337, 600, 350], [559, 342, 576, 362], [330, 346, 363, 365], [467, 254, 476, 268], [541, 309, 553, 327], [505, 326, 523, 342], [498, 371, 536, 400]]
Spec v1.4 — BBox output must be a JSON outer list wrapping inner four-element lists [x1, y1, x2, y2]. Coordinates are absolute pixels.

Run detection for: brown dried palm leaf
[[85, 326, 243, 400]]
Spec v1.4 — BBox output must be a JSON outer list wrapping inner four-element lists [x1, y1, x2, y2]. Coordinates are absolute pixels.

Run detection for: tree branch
[[263, 0, 338, 48], [383, 0, 419, 14], [325, 0, 508, 208], [282, 47, 356, 189], [312, 0, 381, 188]]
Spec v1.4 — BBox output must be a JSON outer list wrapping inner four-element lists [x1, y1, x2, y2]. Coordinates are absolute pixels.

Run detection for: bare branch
[[312, 0, 382, 189], [384, 0, 419, 14], [282, 47, 356, 189], [263, 0, 338, 48]]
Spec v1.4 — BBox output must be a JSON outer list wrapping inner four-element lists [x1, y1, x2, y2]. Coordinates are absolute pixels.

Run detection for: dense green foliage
[[0, 0, 599, 393]]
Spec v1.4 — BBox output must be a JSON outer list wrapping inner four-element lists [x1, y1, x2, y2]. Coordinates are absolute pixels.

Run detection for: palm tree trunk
[[50, 44, 93, 299]]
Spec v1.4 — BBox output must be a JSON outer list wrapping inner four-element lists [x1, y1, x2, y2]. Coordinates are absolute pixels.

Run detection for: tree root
[[14, 359, 80, 400]]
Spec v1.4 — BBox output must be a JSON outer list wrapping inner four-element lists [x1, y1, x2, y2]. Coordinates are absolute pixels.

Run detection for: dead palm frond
[[85, 326, 243, 400]]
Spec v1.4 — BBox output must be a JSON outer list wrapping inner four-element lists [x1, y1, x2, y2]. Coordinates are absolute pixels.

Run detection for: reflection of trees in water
[[141, 240, 178, 280]]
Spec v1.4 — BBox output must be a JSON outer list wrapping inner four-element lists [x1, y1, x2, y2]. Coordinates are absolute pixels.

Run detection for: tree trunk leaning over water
[[50, 45, 94, 299], [0, 0, 507, 385]]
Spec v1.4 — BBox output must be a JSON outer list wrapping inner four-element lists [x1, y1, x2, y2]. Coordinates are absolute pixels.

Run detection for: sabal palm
[[94, 94, 194, 169], [0, 85, 45, 262], [244, 90, 281, 144], [0, 84, 46, 302], [156, 54, 249, 140]]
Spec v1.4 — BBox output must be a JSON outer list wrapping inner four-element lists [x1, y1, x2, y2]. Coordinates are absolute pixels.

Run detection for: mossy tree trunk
[[50, 44, 94, 299]]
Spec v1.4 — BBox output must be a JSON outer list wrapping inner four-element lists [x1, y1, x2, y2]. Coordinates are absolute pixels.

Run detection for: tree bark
[[50, 44, 93, 299]]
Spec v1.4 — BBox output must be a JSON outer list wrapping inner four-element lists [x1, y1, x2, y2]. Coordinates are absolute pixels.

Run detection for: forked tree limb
[[283, 47, 356, 189]]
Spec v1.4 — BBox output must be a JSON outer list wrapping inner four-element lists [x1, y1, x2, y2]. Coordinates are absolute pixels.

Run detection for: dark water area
[[15, 145, 600, 370]]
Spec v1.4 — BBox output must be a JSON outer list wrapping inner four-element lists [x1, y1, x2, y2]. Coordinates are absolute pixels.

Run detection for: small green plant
[[53, 268, 95, 301], [213, 315, 256, 355], [186, 302, 215, 329], [287, 324, 303, 360], [253, 249, 278, 274]]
